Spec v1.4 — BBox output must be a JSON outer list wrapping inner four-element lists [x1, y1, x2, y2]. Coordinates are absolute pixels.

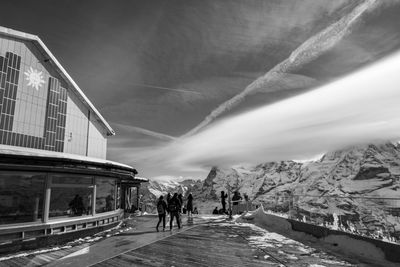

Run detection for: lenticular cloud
[[166, 51, 400, 169]]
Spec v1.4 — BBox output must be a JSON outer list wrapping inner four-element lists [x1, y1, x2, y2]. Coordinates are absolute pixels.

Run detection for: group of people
[[156, 192, 198, 232], [213, 190, 247, 215]]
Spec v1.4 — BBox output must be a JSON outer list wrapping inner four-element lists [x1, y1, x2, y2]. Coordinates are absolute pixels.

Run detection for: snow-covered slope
[[139, 179, 203, 212], [142, 143, 400, 238], [199, 143, 400, 239]]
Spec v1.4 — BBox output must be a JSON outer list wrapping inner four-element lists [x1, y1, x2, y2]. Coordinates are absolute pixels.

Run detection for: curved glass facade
[[0, 171, 121, 225], [0, 172, 45, 224]]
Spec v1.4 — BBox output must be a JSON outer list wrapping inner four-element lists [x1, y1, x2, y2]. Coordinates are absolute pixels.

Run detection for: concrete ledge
[[241, 208, 400, 266], [0, 221, 119, 255], [288, 219, 400, 263]]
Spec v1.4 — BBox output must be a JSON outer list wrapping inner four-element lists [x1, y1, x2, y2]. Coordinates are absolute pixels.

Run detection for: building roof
[[0, 145, 147, 182], [0, 26, 115, 136]]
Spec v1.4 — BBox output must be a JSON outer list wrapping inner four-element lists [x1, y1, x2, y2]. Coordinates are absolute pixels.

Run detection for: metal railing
[[254, 193, 400, 243]]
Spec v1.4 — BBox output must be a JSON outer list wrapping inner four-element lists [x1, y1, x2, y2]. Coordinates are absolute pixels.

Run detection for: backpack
[[157, 202, 165, 214], [168, 202, 177, 212]]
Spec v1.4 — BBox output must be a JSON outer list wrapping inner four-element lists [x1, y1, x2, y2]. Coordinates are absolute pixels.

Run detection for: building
[[0, 26, 146, 252]]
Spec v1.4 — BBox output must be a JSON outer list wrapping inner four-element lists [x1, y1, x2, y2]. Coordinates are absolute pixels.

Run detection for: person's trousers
[[232, 204, 238, 215], [170, 211, 181, 229], [157, 213, 166, 229]]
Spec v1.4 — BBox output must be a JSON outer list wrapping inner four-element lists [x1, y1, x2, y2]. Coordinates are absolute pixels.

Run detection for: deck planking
[[93, 224, 277, 267]]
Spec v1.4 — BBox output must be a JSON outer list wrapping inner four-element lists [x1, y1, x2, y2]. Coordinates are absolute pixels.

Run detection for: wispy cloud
[[164, 50, 400, 169], [112, 123, 176, 141], [182, 0, 378, 138], [130, 83, 202, 95]]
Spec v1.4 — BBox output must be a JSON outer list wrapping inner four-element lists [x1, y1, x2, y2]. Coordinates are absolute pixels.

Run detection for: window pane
[[49, 187, 93, 218], [96, 177, 115, 213], [0, 172, 45, 224], [52, 174, 92, 184]]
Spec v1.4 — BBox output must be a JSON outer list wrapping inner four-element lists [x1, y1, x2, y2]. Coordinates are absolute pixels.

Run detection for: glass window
[[96, 177, 116, 213], [49, 187, 93, 218], [52, 174, 92, 184], [0, 172, 45, 225]]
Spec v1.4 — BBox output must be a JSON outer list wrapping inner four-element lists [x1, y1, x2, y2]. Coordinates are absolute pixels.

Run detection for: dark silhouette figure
[[168, 193, 181, 230], [212, 207, 219, 214], [178, 193, 183, 213], [156, 196, 167, 232], [69, 194, 84, 216], [106, 195, 113, 211], [232, 191, 242, 215], [221, 191, 228, 213], [186, 193, 193, 217], [166, 193, 171, 204]]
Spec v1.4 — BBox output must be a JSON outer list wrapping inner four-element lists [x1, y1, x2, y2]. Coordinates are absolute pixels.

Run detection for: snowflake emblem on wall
[[24, 67, 45, 90]]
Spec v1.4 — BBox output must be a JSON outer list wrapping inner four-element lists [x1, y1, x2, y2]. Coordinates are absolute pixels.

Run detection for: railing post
[[43, 174, 52, 223], [92, 183, 96, 216], [228, 184, 232, 220], [288, 192, 293, 219]]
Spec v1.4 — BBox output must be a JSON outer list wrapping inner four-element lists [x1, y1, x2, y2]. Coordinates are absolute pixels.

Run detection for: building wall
[[87, 115, 107, 158], [64, 92, 88, 156], [0, 35, 108, 159]]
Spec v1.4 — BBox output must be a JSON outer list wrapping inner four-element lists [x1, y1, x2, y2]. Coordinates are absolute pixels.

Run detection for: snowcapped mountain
[[200, 143, 400, 200], [142, 142, 400, 238], [199, 142, 400, 239], [139, 179, 203, 211]]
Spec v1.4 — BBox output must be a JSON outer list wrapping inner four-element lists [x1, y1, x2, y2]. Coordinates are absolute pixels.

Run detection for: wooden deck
[[93, 224, 276, 267], [92, 223, 354, 267], [0, 216, 356, 267]]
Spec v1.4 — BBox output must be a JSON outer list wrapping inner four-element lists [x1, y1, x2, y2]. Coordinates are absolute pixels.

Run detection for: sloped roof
[[0, 26, 115, 136]]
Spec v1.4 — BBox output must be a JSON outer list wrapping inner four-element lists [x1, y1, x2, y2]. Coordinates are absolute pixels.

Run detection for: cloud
[[111, 123, 176, 141], [182, 0, 378, 137], [150, 175, 189, 183], [163, 50, 400, 169]]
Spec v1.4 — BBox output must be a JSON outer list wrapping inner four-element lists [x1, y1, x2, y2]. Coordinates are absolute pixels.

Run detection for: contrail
[[182, 0, 378, 138], [112, 123, 176, 141], [132, 83, 202, 95]]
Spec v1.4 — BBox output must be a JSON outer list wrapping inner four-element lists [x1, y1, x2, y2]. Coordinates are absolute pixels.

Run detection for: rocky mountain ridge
[[143, 142, 400, 239]]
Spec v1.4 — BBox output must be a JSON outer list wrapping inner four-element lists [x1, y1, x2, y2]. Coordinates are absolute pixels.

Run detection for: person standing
[[177, 193, 183, 225], [221, 191, 228, 213], [178, 194, 183, 212], [186, 193, 193, 217], [168, 193, 181, 230], [156, 196, 167, 232], [232, 191, 242, 215]]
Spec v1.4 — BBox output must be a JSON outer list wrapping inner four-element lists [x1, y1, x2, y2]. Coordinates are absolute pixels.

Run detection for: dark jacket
[[187, 194, 193, 210], [157, 200, 167, 215], [168, 197, 181, 213], [232, 193, 242, 206]]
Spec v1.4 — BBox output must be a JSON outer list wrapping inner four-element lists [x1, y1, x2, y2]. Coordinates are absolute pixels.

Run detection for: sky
[[2, 0, 400, 181]]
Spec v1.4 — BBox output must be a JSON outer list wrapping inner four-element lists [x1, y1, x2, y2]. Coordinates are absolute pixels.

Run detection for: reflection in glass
[[0, 172, 45, 224], [96, 177, 115, 213], [49, 187, 92, 218], [52, 175, 92, 184]]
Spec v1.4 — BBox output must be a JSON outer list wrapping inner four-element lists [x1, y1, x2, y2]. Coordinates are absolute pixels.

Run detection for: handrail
[[292, 194, 400, 201]]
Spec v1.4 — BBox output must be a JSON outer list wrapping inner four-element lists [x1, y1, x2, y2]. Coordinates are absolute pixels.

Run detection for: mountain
[[199, 142, 400, 239], [141, 142, 400, 239], [138, 179, 203, 212]]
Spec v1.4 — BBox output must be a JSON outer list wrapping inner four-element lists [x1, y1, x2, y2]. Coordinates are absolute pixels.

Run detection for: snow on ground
[[238, 205, 399, 266], [0, 221, 135, 262], [0, 245, 73, 261], [216, 220, 353, 266]]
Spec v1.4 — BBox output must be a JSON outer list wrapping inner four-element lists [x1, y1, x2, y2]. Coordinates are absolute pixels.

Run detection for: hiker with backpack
[[168, 193, 181, 230], [156, 195, 167, 232]]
